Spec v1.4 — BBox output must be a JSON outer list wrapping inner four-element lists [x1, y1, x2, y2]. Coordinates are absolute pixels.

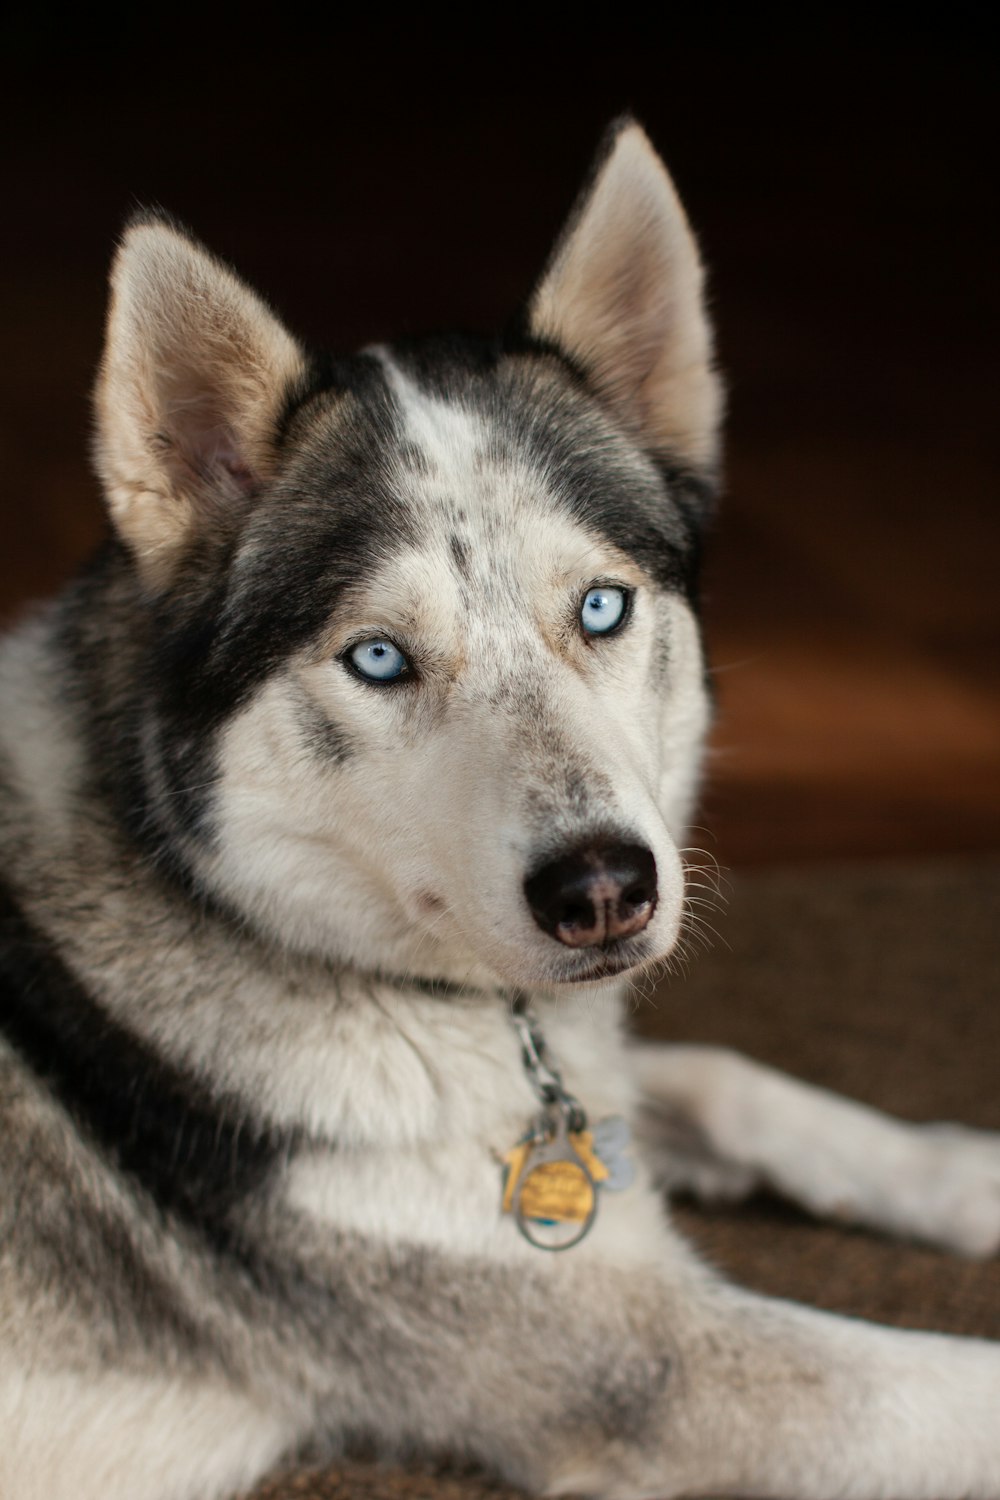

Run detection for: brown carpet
[[243, 858, 1000, 1498]]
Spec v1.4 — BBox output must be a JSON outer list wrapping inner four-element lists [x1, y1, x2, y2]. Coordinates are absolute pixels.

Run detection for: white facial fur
[[201, 360, 711, 990]]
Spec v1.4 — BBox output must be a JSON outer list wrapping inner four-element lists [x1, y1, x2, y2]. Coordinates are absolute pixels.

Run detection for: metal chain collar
[[509, 991, 588, 1134]]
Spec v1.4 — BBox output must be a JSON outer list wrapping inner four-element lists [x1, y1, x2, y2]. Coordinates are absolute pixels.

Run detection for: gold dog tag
[[502, 1111, 606, 1250]]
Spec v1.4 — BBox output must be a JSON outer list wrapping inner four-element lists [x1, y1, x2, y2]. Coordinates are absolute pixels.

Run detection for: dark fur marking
[[388, 336, 713, 605], [400, 439, 431, 478], [296, 691, 352, 764], [568, 1350, 673, 1447], [61, 354, 415, 875], [0, 1101, 213, 1364], [0, 880, 292, 1244], [448, 533, 471, 580]]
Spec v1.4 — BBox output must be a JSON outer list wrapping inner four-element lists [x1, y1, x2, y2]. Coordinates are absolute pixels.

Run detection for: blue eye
[[580, 585, 628, 636], [347, 639, 410, 684]]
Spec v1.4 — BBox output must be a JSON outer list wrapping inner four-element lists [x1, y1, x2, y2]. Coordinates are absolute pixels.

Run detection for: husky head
[[90, 120, 722, 991]]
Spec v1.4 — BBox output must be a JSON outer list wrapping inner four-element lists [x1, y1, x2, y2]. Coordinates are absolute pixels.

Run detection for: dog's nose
[[524, 842, 657, 948]]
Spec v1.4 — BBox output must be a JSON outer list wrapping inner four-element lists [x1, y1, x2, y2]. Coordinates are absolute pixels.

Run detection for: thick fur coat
[[3, 121, 1000, 1500]]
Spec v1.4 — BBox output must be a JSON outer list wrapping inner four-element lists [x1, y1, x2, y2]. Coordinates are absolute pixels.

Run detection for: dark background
[[3, 22, 997, 868]]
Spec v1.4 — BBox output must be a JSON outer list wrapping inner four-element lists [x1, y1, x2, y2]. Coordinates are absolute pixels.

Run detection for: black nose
[[524, 841, 658, 948]]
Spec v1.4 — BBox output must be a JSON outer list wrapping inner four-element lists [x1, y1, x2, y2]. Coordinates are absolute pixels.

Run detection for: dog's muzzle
[[524, 841, 657, 949]]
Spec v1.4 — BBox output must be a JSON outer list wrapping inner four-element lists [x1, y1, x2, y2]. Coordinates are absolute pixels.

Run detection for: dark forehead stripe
[[155, 352, 416, 731], [0, 879, 291, 1244], [387, 334, 713, 598]]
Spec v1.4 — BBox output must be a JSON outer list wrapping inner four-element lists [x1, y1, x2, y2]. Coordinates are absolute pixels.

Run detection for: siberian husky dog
[[3, 118, 1000, 1500]]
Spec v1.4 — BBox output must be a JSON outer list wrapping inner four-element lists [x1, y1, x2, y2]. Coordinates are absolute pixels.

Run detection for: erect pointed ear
[[528, 120, 722, 474], [93, 215, 307, 585]]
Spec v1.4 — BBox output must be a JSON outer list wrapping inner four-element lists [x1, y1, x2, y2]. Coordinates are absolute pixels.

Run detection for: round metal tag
[[511, 1119, 598, 1251]]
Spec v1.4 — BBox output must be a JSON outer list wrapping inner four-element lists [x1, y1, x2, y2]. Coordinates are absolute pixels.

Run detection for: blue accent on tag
[[592, 1115, 634, 1192]]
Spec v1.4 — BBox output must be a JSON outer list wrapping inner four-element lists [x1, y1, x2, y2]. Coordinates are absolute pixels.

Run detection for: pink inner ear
[[170, 393, 259, 498], [184, 426, 258, 497], [216, 444, 257, 496]]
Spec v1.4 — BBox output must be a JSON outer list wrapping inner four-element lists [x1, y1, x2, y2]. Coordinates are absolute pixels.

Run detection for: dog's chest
[[282, 987, 658, 1262]]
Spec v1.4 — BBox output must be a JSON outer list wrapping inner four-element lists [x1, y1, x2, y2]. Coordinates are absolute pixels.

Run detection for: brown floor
[[1, 41, 997, 869]]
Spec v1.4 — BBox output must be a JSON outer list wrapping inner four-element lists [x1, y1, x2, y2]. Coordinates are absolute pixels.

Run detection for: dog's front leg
[[633, 1042, 1000, 1254], [289, 1229, 1000, 1499], [647, 1276, 1000, 1500]]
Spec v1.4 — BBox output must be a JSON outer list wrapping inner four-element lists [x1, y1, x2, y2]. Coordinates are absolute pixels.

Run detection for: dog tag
[[503, 1110, 600, 1251]]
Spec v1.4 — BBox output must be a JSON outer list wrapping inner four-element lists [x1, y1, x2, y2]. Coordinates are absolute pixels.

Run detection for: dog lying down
[[2, 117, 1000, 1500]]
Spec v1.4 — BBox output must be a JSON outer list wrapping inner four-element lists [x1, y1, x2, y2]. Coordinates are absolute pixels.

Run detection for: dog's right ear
[[93, 215, 306, 588], [528, 120, 722, 476]]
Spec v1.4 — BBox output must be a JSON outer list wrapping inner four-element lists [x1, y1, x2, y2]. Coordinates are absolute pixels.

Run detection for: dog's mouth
[[544, 936, 659, 986]]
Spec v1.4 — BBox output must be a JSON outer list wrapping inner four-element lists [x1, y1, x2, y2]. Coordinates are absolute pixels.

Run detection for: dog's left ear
[[94, 214, 307, 588], [528, 120, 722, 474]]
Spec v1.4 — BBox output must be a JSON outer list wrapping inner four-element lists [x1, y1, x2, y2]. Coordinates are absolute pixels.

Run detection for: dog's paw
[[897, 1122, 1000, 1257]]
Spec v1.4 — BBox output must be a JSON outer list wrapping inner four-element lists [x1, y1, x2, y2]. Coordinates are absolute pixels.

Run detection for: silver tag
[[512, 1109, 598, 1252]]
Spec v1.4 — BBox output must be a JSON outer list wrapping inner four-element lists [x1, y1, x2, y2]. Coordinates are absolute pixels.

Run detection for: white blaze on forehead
[[372, 347, 494, 497], [363, 348, 649, 632], [370, 348, 568, 547]]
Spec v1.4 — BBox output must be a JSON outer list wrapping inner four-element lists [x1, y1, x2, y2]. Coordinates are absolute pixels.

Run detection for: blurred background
[[2, 20, 997, 870]]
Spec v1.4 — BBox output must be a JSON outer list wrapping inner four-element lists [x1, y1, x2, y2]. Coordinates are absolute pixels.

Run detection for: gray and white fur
[[3, 119, 1000, 1500]]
